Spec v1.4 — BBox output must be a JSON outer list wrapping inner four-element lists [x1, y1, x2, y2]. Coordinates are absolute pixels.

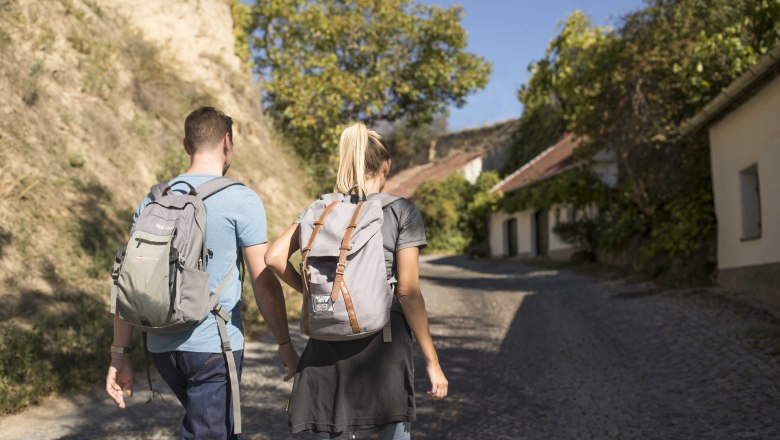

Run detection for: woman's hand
[[278, 342, 300, 382], [425, 362, 448, 400], [106, 353, 134, 408]]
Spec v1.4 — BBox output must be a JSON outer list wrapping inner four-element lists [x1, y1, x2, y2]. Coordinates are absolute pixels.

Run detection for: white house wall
[[490, 207, 580, 259], [708, 74, 780, 307], [489, 210, 532, 258], [462, 157, 483, 184], [709, 75, 780, 270]]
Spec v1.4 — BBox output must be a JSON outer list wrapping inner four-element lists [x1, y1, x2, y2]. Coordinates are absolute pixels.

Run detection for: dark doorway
[[505, 218, 518, 257], [535, 209, 548, 256]]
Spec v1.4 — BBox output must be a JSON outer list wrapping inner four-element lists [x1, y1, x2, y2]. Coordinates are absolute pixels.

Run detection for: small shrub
[[68, 153, 85, 168], [0, 27, 11, 46], [37, 27, 56, 52], [0, 226, 11, 258], [84, 0, 102, 18], [0, 325, 57, 413], [155, 149, 189, 182], [0, 291, 123, 415], [67, 33, 118, 96]]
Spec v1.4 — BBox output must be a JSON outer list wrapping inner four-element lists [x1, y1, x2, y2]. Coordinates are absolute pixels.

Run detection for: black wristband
[[278, 339, 291, 346]]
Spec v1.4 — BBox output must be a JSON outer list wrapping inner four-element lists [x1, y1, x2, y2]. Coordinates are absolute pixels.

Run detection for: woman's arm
[[244, 243, 298, 381], [396, 246, 448, 400], [265, 223, 304, 293]]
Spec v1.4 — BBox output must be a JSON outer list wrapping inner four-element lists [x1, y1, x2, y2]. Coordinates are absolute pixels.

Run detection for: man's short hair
[[184, 107, 233, 152]]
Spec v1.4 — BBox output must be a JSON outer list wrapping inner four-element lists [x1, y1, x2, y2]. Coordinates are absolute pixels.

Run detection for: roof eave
[[500, 161, 583, 196], [680, 44, 780, 136]]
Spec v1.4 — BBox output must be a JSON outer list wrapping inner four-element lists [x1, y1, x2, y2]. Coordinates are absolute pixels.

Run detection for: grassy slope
[[0, 0, 308, 413]]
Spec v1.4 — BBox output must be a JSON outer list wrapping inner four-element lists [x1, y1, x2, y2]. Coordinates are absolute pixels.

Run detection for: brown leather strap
[[340, 283, 360, 334], [301, 201, 339, 335], [330, 201, 365, 303]]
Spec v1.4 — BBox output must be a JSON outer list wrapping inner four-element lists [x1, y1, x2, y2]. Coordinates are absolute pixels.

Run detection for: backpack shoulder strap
[[196, 177, 244, 201], [149, 182, 169, 201]]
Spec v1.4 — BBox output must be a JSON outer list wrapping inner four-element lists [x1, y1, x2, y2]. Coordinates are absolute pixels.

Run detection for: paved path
[[2, 256, 779, 439]]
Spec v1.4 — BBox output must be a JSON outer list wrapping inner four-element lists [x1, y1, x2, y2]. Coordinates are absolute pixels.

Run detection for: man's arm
[[105, 315, 134, 408], [243, 243, 299, 381]]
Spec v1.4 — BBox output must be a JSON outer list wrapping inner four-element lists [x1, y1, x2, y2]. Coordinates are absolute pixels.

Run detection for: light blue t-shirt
[[132, 174, 267, 353]]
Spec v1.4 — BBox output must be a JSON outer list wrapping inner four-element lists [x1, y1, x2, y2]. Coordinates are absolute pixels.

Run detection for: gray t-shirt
[[370, 193, 427, 281]]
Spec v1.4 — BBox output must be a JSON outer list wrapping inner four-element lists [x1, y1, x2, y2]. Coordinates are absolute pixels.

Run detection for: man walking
[[105, 107, 299, 438]]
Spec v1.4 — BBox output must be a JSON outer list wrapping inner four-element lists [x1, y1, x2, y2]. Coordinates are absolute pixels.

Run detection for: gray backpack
[[109, 176, 244, 434], [298, 192, 399, 341]]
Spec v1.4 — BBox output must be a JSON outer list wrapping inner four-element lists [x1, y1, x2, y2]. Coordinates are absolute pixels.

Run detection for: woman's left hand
[[425, 362, 448, 400]]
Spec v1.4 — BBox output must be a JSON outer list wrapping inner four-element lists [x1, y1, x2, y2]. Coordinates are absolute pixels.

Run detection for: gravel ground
[[1, 255, 779, 439]]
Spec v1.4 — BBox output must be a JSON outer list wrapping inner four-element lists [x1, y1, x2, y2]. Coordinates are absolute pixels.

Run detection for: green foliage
[[229, 0, 253, 67], [156, 149, 190, 182], [67, 153, 85, 168], [502, 103, 564, 174], [0, 26, 11, 46], [464, 172, 503, 256], [508, 0, 780, 280], [0, 324, 55, 413], [501, 167, 609, 213], [67, 32, 118, 96], [413, 172, 502, 255], [247, 0, 491, 176], [414, 174, 470, 253], [0, 291, 120, 414]]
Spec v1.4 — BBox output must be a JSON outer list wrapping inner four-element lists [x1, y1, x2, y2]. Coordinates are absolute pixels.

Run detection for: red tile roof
[[384, 119, 519, 199], [384, 148, 485, 199], [492, 133, 582, 194]]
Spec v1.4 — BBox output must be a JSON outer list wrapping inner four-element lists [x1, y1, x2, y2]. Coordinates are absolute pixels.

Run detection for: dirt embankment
[[0, 0, 308, 414]]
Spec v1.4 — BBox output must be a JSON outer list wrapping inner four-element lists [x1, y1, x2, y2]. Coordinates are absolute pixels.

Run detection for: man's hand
[[425, 362, 448, 400], [278, 343, 299, 382], [106, 354, 134, 408]]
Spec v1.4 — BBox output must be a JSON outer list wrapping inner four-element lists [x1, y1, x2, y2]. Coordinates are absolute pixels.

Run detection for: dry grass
[[0, 0, 310, 414]]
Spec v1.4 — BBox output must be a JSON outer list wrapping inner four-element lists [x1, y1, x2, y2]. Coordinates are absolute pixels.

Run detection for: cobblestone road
[[1, 256, 779, 439]]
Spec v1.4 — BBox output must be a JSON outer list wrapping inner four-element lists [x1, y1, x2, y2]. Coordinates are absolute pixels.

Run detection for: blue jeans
[[151, 350, 243, 440], [318, 422, 412, 440]]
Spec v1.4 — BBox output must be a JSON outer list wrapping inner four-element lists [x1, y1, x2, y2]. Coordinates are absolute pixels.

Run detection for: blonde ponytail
[[334, 122, 391, 194]]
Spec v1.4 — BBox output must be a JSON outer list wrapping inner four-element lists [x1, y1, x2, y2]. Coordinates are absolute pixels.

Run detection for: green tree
[[246, 0, 491, 174], [413, 172, 502, 255], [414, 174, 471, 253], [506, 1, 780, 280]]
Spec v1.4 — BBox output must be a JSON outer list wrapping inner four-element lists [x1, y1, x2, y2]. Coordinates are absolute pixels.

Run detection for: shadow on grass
[[0, 267, 116, 414]]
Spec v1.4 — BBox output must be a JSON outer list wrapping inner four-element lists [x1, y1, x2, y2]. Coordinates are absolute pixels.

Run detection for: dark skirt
[[288, 311, 416, 435]]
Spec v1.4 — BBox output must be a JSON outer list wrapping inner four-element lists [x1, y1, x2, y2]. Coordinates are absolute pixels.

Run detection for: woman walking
[[265, 122, 448, 439]]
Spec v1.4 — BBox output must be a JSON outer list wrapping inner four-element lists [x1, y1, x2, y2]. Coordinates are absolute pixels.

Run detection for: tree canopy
[[503, 0, 780, 279], [246, 0, 491, 172]]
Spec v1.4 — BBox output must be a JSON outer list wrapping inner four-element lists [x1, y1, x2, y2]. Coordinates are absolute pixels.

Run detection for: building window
[[739, 164, 761, 240], [554, 207, 561, 225]]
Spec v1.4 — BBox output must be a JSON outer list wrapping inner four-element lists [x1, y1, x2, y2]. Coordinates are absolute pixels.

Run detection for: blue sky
[[417, 0, 648, 131]]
